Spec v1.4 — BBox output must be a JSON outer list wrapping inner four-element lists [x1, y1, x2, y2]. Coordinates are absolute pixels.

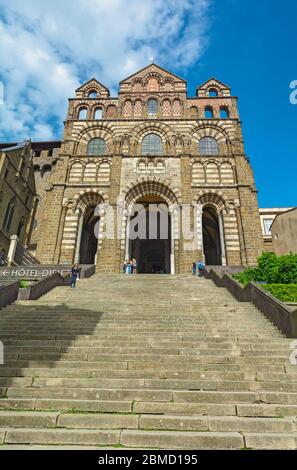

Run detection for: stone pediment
[[120, 63, 187, 93], [76, 78, 110, 98], [196, 77, 231, 97]]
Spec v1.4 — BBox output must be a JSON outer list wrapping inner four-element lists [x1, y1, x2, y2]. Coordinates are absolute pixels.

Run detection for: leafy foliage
[[262, 284, 297, 302], [234, 252, 297, 286], [19, 280, 28, 289]]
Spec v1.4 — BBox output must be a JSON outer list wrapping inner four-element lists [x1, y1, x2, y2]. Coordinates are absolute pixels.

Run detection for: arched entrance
[[202, 206, 222, 265], [128, 196, 171, 274], [79, 206, 100, 264], [123, 178, 180, 274]]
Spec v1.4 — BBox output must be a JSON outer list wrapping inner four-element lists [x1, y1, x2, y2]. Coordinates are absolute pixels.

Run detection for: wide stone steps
[[0, 274, 296, 449]]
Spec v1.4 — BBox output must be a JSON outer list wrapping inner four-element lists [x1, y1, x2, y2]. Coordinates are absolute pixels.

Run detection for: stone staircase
[[0, 274, 297, 450]]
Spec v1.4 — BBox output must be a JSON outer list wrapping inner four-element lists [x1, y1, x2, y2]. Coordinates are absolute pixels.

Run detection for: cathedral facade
[[32, 64, 264, 273]]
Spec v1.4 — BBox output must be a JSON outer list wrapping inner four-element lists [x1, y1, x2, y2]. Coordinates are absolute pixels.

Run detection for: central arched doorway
[[79, 206, 100, 264], [127, 196, 172, 274], [202, 206, 222, 265]]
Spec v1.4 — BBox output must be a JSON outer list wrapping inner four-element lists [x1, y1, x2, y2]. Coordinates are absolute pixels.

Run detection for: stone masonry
[[31, 63, 264, 272]]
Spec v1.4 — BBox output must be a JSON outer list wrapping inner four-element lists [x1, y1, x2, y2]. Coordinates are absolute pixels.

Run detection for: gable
[[76, 78, 110, 98], [196, 78, 231, 97], [120, 63, 187, 93]]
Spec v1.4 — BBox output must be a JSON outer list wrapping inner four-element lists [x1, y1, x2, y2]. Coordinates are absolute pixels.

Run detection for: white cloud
[[0, 0, 211, 141]]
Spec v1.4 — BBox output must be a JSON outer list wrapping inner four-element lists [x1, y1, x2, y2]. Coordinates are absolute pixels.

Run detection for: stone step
[[120, 429, 244, 450], [0, 427, 245, 449], [138, 415, 296, 433], [2, 361, 290, 373], [3, 377, 294, 393], [0, 273, 293, 449], [1, 411, 292, 434], [0, 367, 258, 381], [2, 428, 120, 447]]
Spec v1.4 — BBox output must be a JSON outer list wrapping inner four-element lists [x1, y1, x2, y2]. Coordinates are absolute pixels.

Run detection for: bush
[[19, 280, 28, 289], [262, 284, 297, 302], [233, 267, 263, 286], [234, 252, 297, 286]]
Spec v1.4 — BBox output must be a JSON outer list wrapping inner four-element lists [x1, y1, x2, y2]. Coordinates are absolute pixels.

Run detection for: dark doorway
[[129, 199, 171, 274], [79, 206, 100, 264], [202, 206, 222, 265]]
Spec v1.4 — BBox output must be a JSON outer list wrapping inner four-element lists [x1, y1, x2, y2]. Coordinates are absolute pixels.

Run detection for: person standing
[[197, 260, 205, 277], [123, 260, 128, 274], [132, 258, 137, 274], [70, 263, 79, 288], [125, 260, 132, 275], [192, 261, 196, 275]]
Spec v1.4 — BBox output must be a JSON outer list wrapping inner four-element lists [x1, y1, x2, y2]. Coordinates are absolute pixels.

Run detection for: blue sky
[[184, 0, 297, 207], [0, 0, 296, 207]]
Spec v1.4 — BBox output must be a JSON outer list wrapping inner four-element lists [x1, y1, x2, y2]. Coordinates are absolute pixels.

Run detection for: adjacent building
[[0, 141, 36, 264]]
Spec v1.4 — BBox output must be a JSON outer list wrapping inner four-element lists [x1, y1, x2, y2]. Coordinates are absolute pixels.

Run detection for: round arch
[[121, 177, 180, 274]]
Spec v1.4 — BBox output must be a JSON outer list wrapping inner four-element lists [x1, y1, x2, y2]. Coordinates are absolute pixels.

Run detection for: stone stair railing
[[0, 282, 19, 309], [204, 268, 297, 338]]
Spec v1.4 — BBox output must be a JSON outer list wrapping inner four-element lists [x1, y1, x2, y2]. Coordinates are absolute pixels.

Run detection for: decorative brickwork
[[31, 64, 264, 272]]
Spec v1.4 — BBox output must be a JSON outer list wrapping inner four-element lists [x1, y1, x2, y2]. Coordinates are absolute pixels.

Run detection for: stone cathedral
[[30, 64, 264, 274]]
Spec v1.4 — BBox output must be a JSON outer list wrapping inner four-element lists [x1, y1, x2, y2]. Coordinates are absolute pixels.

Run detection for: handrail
[[18, 272, 70, 301], [0, 282, 20, 308], [204, 268, 297, 338]]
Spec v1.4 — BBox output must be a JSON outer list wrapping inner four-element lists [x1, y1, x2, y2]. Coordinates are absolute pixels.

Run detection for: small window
[[78, 108, 88, 120], [199, 137, 219, 155], [263, 219, 273, 236], [220, 107, 229, 119], [17, 217, 25, 238], [88, 90, 97, 98], [209, 88, 218, 97], [87, 138, 106, 156], [142, 133, 163, 155], [205, 106, 213, 119], [3, 197, 15, 233], [94, 108, 103, 120], [148, 99, 158, 116]]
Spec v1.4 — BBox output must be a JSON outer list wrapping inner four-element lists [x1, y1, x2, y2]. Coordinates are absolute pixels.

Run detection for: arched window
[[147, 99, 158, 116], [199, 137, 219, 155], [134, 100, 143, 117], [88, 90, 97, 98], [106, 105, 117, 119], [87, 138, 106, 156], [3, 197, 15, 232], [17, 216, 25, 238], [162, 100, 171, 116], [172, 99, 182, 116], [123, 100, 133, 117], [205, 106, 214, 119], [142, 133, 163, 155], [209, 88, 218, 97], [78, 108, 88, 120], [220, 107, 229, 119], [148, 78, 159, 92], [94, 108, 103, 120], [190, 106, 199, 119]]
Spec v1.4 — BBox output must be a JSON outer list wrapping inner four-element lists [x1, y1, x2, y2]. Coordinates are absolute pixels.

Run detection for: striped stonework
[[34, 64, 264, 270]]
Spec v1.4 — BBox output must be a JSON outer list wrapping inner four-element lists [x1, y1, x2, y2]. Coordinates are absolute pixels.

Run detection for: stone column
[[219, 212, 227, 266], [74, 210, 84, 263], [7, 235, 19, 266]]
